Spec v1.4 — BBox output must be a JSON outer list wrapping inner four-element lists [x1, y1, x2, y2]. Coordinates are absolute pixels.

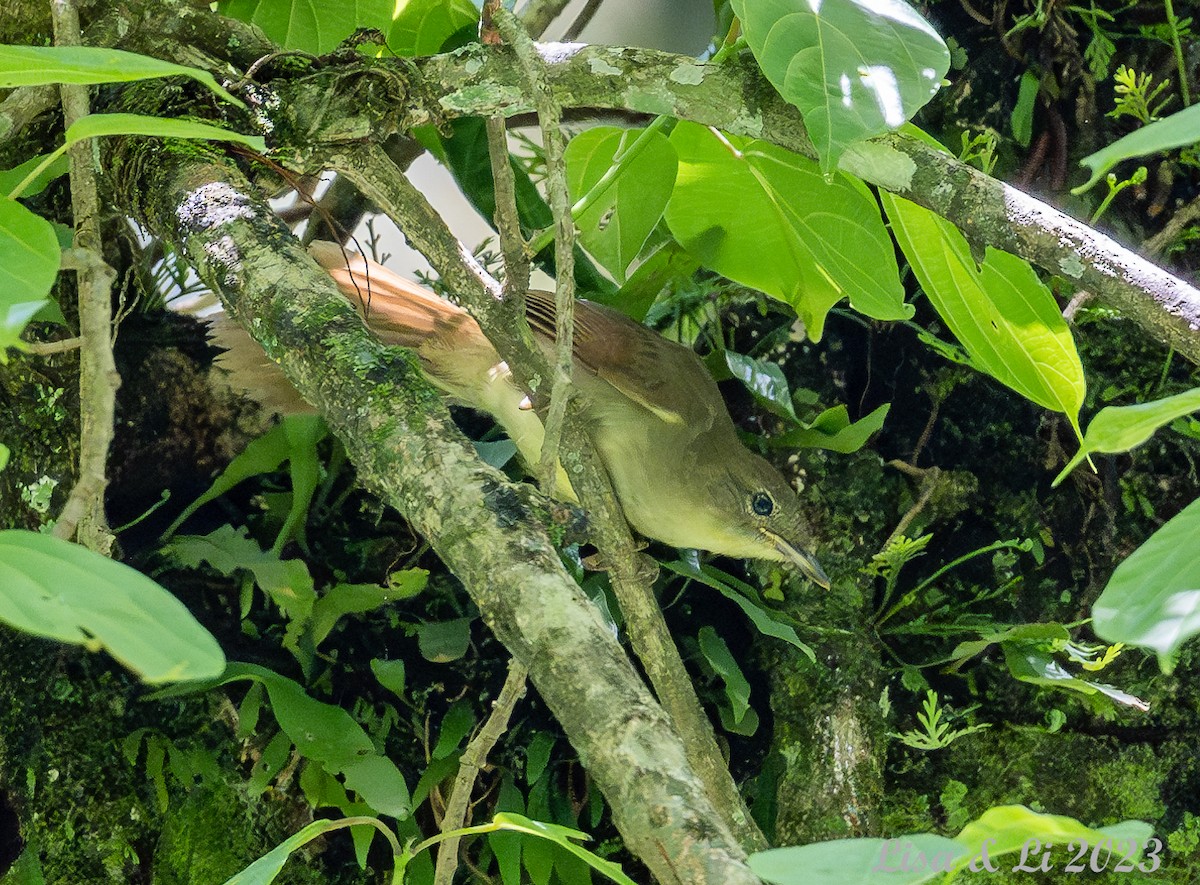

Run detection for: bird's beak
[[769, 535, 831, 589]]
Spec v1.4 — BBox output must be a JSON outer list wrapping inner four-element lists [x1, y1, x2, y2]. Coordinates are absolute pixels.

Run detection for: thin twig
[[1144, 191, 1200, 258], [562, 0, 606, 41], [50, 0, 120, 552], [493, 8, 577, 495], [520, 0, 573, 37], [433, 660, 529, 885], [1062, 289, 1094, 322], [484, 117, 531, 301], [23, 336, 83, 355]]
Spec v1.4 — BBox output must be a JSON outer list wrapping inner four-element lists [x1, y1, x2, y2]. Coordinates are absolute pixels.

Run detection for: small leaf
[[882, 192, 1085, 435], [221, 818, 380, 885], [774, 403, 890, 453], [389, 0, 478, 56], [565, 125, 678, 283], [310, 574, 427, 646], [666, 122, 910, 340], [1053, 387, 1200, 486], [370, 658, 406, 698], [1075, 102, 1200, 192], [340, 755, 411, 818], [432, 701, 477, 760], [698, 626, 752, 726], [0, 153, 69, 198], [731, 0, 950, 170], [1092, 496, 1200, 672], [725, 351, 798, 421], [1001, 645, 1148, 710], [955, 805, 1151, 866], [0, 530, 225, 683], [490, 813, 638, 885], [0, 44, 245, 107], [416, 616, 473, 662], [63, 113, 265, 153], [524, 732, 556, 784], [1010, 71, 1039, 148]]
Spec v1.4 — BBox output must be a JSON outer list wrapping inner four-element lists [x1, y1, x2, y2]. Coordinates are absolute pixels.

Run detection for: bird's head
[[668, 447, 830, 588]]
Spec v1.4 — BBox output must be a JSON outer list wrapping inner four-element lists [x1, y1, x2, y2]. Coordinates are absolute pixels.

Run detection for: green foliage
[[0, 530, 225, 682], [1108, 65, 1173, 124], [1054, 385, 1200, 485], [891, 690, 989, 751], [882, 192, 1087, 437], [216, 0, 392, 54], [1092, 495, 1200, 672], [666, 121, 911, 339], [564, 123, 678, 283], [0, 197, 60, 357], [1076, 98, 1200, 191], [730, 0, 950, 170]]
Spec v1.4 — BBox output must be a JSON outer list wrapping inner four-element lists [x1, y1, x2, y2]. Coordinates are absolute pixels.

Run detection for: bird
[[220, 242, 830, 588]]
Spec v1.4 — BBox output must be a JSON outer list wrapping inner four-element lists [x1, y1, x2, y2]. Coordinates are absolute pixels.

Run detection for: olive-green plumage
[[284, 243, 828, 586]]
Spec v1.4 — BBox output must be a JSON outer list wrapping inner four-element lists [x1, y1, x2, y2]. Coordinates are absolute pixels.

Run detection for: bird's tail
[[307, 241, 468, 349]]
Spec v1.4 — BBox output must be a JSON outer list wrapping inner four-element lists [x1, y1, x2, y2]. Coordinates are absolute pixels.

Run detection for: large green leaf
[[218, 0, 393, 53], [666, 121, 909, 340], [0, 44, 244, 107], [954, 806, 1152, 869], [0, 530, 225, 683], [731, 0, 949, 170], [0, 198, 59, 356], [882, 192, 1085, 435], [1053, 387, 1200, 486], [389, 0, 478, 55], [1076, 102, 1200, 192], [1092, 496, 1200, 672], [564, 126, 678, 283]]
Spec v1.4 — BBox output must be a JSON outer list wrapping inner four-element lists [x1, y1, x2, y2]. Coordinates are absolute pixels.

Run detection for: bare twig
[[1143, 192, 1200, 258], [50, 0, 120, 552], [562, 0, 606, 41], [493, 8, 576, 495], [22, 336, 83, 355], [1062, 289, 1095, 322], [433, 660, 529, 885], [520, 0, 573, 37], [484, 117, 531, 301]]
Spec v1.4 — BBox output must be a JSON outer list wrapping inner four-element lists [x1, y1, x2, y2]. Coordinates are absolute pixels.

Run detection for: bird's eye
[[751, 492, 775, 516]]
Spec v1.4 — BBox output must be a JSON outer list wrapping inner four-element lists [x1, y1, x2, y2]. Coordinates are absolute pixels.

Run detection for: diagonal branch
[[113, 147, 762, 885]]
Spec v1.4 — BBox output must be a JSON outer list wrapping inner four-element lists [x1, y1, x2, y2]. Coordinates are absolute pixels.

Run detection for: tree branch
[[113, 148, 762, 885]]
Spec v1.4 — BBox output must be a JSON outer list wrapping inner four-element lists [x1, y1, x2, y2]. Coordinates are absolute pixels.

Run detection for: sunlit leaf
[[0, 530, 225, 683], [389, 0, 478, 55], [731, 0, 949, 170], [750, 835, 966, 884], [565, 126, 678, 283], [725, 350, 798, 421], [1092, 496, 1200, 672], [0, 198, 59, 356], [666, 121, 909, 340], [0, 44, 244, 107], [773, 403, 890, 452], [955, 805, 1151, 866], [882, 192, 1085, 435], [218, 0, 392, 53], [1053, 387, 1200, 486]]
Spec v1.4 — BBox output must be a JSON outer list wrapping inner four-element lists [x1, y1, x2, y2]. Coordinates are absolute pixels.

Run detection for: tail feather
[[307, 241, 469, 349]]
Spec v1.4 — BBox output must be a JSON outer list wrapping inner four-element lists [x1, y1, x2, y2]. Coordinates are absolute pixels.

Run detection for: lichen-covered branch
[[112, 147, 762, 885], [269, 42, 1200, 364], [323, 143, 766, 850]]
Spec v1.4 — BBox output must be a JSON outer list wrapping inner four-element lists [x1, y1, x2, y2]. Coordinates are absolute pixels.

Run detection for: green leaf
[[389, 0, 478, 56], [565, 126, 678, 283], [1092, 496, 1200, 672], [773, 403, 890, 452], [1053, 387, 1200, 486], [340, 755, 411, 818], [0, 198, 59, 356], [666, 121, 910, 340], [221, 817, 388, 885], [1001, 645, 1148, 709], [1010, 71, 1039, 148], [489, 813, 638, 885], [416, 616, 473, 662], [954, 805, 1152, 867], [0, 153, 69, 198], [167, 524, 317, 622], [432, 701, 477, 759], [310, 573, 428, 646], [524, 732, 556, 784], [663, 559, 815, 661], [731, 0, 950, 170], [697, 626, 752, 726], [370, 658, 406, 698], [0, 530, 225, 683], [882, 192, 1085, 435], [64, 113, 265, 153], [750, 835, 966, 884], [1075, 101, 1200, 192], [163, 414, 326, 542], [218, 0, 393, 54], [725, 350, 798, 421], [0, 44, 245, 107]]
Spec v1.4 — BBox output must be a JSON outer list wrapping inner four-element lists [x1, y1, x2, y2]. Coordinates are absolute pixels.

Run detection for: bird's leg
[[581, 542, 660, 584]]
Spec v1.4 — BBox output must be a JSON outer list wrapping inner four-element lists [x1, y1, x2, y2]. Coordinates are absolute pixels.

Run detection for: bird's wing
[[524, 290, 722, 432]]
